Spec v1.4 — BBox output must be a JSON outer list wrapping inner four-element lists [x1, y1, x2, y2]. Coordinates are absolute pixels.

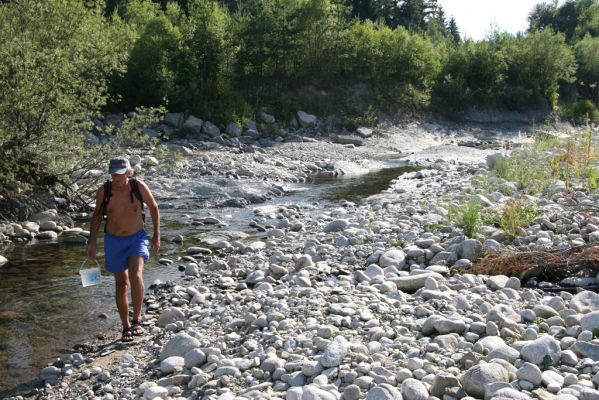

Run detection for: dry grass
[[471, 245, 599, 283]]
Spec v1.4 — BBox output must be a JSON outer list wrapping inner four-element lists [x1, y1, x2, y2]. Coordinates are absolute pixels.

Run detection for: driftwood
[[470, 245, 599, 284]]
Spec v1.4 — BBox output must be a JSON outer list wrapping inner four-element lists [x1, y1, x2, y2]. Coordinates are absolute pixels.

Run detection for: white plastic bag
[[79, 260, 101, 287]]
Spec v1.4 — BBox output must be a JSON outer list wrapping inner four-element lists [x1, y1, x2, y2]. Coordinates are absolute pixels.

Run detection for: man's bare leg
[[114, 270, 131, 336], [128, 255, 145, 325]]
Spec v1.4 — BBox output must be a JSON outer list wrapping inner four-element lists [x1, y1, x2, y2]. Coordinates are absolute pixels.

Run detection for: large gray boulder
[[379, 249, 406, 268], [581, 310, 599, 332], [182, 115, 203, 134], [460, 362, 509, 398], [159, 333, 201, 361], [297, 111, 317, 128], [365, 384, 402, 400], [164, 112, 184, 128], [157, 307, 186, 327], [401, 378, 429, 400], [571, 291, 599, 313], [458, 239, 483, 261], [521, 336, 561, 366], [320, 336, 349, 367], [202, 121, 220, 137]]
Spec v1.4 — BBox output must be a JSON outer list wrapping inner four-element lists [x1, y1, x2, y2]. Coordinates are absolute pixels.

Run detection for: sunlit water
[[0, 163, 416, 396]]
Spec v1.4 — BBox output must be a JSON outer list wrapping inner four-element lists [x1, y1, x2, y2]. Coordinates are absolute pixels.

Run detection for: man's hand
[[151, 235, 160, 254], [86, 244, 96, 260]]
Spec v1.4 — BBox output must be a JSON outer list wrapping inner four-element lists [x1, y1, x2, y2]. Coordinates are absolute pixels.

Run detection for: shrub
[[0, 0, 128, 188], [499, 199, 539, 237], [448, 198, 481, 238]]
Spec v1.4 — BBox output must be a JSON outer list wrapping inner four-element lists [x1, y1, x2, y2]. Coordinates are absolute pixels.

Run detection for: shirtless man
[[86, 156, 160, 342]]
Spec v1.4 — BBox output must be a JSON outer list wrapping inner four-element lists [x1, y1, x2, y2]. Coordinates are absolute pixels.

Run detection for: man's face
[[111, 173, 128, 184]]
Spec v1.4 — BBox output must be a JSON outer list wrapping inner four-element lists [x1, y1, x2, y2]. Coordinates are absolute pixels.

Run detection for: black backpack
[[97, 177, 145, 225]]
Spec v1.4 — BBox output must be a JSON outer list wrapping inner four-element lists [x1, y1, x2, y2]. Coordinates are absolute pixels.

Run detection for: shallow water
[[0, 162, 415, 396]]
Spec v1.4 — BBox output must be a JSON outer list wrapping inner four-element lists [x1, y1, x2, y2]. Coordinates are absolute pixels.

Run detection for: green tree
[[507, 28, 576, 108], [183, 0, 236, 116], [574, 35, 599, 102], [0, 0, 127, 188]]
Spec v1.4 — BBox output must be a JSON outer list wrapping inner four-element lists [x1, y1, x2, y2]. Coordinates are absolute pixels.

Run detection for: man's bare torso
[[105, 181, 144, 236]]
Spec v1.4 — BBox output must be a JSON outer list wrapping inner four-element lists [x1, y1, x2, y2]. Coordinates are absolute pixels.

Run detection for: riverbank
[[5, 117, 599, 400]]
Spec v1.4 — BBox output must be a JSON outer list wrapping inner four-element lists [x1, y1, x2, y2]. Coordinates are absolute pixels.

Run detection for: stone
[[379, 249, 406, 268], [324, 219, 349, 233], [571, 291, 599, 313], [184, 348, 206, 368], [159, 333, 201, 361], [486, 153, 508, 170], [520, 336, 561, 366], [301, 385, 337, 400], [401, 378, 429, 400], [516, 362, 542, 386], [182, 115, 203, 133], [430, 373, 460, 398], [460, 362, 509, 398], [356, 127, 373, 138], [297, 111, 317, 128], [164, 112, 183, 128], [365, 384, 403, 400], [390, 272, 443, 292], [0, 255, 7, 266], [160, 356, 184, 374], [321, 336, 349, 367], [157, 307, 185, 327], [202, 121, 220, 137], [580, 311, 599, 332], [458, 239, 483, 261]]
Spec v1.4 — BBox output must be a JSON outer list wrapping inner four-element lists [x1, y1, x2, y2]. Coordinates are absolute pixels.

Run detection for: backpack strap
[[96, 180, 111, 218], [130, 178, 144, 209], [130, 177, 146, 223]]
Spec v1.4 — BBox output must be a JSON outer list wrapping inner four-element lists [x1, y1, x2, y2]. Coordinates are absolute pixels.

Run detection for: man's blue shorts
[[104, 228, 149, 273]]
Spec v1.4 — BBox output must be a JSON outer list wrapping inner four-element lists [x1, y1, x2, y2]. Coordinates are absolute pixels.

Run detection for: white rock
[[157, 307, 186, 327], [520, 336, 561, 366], [571, 291, 599, 313], [324, 219, 348, 233], [143, 385, 168, 399], [401, 378, 429, 400], [160, 356, 184, 374], [365, 384, 402, 400], [297, 111, 317, 128], [321, 336, 349, 367], [301, 385, 337, 400], [516, 362, 542, 386], [379, 249, 406, 268], [159, 333, 201, 361], [461, 362, 509, 398]]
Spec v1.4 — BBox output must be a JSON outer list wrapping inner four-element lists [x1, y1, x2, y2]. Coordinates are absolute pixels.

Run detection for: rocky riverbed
[[6, 117, 599, 400]]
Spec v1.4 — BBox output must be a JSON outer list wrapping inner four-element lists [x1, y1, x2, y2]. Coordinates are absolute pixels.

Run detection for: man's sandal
[[131, 320, 144, 336], [121, 327, 134, 343]]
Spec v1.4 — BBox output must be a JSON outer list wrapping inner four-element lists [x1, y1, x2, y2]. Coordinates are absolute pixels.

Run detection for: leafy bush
[[498, 199, 539, 237], [0, 0, 128, 188]]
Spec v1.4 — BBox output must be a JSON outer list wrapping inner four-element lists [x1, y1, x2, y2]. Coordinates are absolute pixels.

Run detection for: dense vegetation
[[1, 0, 599, 192]]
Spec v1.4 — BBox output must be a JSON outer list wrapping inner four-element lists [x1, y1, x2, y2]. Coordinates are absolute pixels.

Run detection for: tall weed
[[448, 198, 481, 238]]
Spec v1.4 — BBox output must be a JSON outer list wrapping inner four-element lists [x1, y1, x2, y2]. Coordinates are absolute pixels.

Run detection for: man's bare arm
[[138, 180, 160, 253], [86, 186, 104, 260]]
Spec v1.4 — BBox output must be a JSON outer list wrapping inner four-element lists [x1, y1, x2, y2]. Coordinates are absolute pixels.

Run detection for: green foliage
[[448, 198, 481, 238], [498, 199, 539, 237], [343, 105, 378, 130], [559, 99, 599, 123], [506, 28, 576, 108], [184, 0, 236, 117], [0, 0, 128, 188]]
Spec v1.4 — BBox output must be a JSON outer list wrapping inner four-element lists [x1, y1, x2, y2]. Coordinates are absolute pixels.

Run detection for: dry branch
[[471, 245, 599, 283]]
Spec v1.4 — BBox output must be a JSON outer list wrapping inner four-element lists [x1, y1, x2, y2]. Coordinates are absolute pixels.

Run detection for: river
[[0, 164, 417, 396]]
